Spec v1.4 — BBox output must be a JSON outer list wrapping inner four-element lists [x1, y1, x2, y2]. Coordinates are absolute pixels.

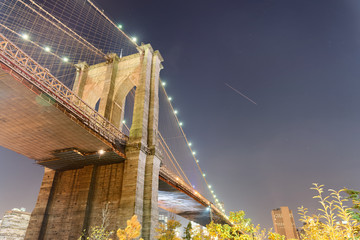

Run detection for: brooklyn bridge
[[0, 0, 229, 239]]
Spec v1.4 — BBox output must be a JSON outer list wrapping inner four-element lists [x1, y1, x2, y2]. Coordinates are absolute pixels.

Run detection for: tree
[[156, 219, 182, 240], [183, 222, 193, 240], [192, 225, 210, 240], [79, 213, 143, 240], [298, 183, 359, 240], [79, 202, 114, 240], [116, 215, 143, 240], [268, 232, 285, 240], [206, 211, 269, 240], [80, 226, 113, 240], [100, 202, 111, 230], [346, 189, 360, 223]]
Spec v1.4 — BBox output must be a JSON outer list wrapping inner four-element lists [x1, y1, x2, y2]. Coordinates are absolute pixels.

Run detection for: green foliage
[[346, 189, 360, 223], [79, 215, 142, 240], [156, 219, 182, 240], [206, 211, 270, 240], [192, 225, 210, 240], [183, 222, 192, 240], [79, 226, 113, 240], [268, 232, 285, 240], [298, 183, 359, 240]]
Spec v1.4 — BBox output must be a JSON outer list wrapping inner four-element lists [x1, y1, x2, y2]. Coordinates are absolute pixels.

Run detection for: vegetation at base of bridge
[[81, 184, 360, 240], [79, 215, 143, 240]]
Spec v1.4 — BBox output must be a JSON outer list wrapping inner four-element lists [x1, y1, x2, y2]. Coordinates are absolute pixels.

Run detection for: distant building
[[271, 206, 299, 239], [159, 213, 169, 224], [0, 208, 31, 240]]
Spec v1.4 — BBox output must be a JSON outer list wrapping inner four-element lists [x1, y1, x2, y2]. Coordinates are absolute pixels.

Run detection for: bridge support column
[[117, 147, 147, 227], [25, 44, 163, 240], [24, 168, 56, 240], [25, 165, 98, 240], [142, 155, 161, 239], [119, 44, 163, 239]]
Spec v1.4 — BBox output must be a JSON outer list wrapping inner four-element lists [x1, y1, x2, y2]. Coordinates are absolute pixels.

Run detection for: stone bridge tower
[[25, 44, 163, 240]]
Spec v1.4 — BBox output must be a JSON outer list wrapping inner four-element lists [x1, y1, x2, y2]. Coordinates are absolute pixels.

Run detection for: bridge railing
[[0, 33, 128, 145]]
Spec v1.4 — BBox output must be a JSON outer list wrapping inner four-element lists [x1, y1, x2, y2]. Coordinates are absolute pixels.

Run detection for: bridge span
[[0, 34, 229, 239]]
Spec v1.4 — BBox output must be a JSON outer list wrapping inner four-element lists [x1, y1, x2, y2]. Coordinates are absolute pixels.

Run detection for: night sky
[[1, 0, 360, 229]]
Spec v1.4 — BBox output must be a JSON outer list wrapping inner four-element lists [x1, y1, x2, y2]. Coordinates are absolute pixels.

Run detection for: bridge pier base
[[142, 154, 161, 239], [25, 154, 160, 240], [117, 146, 161, 239]]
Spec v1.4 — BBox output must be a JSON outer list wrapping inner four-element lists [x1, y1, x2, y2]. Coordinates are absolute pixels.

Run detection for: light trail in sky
[[225, 83, 258, 105]]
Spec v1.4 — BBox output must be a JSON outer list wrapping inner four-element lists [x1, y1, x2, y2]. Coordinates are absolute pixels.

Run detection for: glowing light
[[206, 207, 210, 211], [118, 24, 123, 29], [21, 33, 29, 40], [62, 57, 69, 62], [132, 37, 137, 42], [176, 177, 179, 181], [168, 97, 172, 101], [211, 190, 214, 193], [192, 151, 196, 155], [174, 110, 178, 114], [122, 120, 126, 124], [179, 122, 183, 126], [162, 82, 166, 86], [98, 150, 105, 155], [202, 173, 206, 177], [44, 46, 51, 52], [196, 160, 199, 163], [188, 142, 192, 146], [208, 185, 212, 189]]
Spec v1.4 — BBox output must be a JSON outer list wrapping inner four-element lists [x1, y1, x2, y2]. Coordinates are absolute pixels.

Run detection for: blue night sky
[[1, 0, 360, 229]]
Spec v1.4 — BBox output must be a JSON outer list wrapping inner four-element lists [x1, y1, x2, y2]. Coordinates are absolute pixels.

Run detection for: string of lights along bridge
[[0, 0, 226, 215]]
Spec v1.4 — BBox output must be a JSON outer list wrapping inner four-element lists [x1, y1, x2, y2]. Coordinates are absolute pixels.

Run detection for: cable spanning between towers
[[0, 0, 227, 215], [159, 82, 227, 213], [1, 0, 138, 87], [18, 0, 105, 57], [86, 0, 138, 46]]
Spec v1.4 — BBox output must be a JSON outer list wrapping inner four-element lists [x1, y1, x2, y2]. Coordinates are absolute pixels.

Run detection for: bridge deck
[[0, 63, 125, 169]]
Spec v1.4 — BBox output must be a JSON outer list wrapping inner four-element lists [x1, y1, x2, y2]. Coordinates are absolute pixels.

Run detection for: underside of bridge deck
[[158, 179, 212, 226], [0, 64, 126, 167]]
